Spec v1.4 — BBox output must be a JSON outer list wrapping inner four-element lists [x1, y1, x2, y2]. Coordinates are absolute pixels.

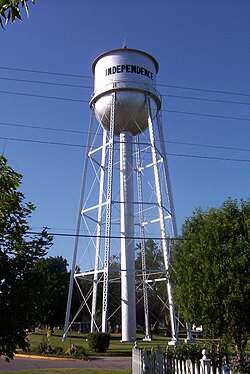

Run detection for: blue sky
[[1, 0, 250, 267]]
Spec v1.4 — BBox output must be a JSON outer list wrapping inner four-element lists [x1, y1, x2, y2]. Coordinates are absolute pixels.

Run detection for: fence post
[[186, 359, 193, 374], [155, 345, 164, 374], [132, 341, 142, 374], [200, 349, 211, 374], [143, 348, 149, 374]]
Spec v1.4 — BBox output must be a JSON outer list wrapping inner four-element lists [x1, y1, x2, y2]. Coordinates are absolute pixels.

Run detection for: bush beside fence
[[132, 343, 232, 374]]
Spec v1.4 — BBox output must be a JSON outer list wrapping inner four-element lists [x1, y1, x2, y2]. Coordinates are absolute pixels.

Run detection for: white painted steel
[[101, 92, 116, 333], [62, 110, 95, 341], [135, 137, 151, 342], [90, 129, 107, 332], [91, 48, 161, 135], [64, 48, 180, 345], [156, 113, 178, 238], [120, 131, 136, 342], [156, 112, 193, 343], [147, 98, 178, 345]]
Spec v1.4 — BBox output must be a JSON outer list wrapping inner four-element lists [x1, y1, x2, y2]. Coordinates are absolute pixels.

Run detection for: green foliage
[[135, 239, 168, 332], [87, 332, 111, 353], [35, 341, 88, 360], [33, 256, 69, 331], [0, 0, 35, 28], [0, 156, 53, 360], [53, 346, 64, 356], [165, 342, 230, 365], [36, 342, 55, 355], [170, 198, 250, 369], [166, 343, 202, 362], [107, 254, 121, 329], [135, 239, 164, 272], [65, 344, 88, 359]]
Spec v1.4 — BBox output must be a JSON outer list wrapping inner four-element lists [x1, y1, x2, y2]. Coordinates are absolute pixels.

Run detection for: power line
[[2, 89, 250, 124], [1, 120, 250, 154], [169, 153, 250, 163], [2, 75, 250, 107], [158, 83, 250, 98], [167, 140, 250, 153], [0, 66, 91, 79], [166, 109, 250, 123], [0, 135, 84, 148], [0, 121, 84, 134], [0, 76, 92, 90], [0, 89, 87, 103], [1, 135, 250, 163], [1, 65, 250, 98], [26, 230, 185, 241], [2, 75, 250, 108], [163, 94, 250, 107], [1, 69, 250, 163]]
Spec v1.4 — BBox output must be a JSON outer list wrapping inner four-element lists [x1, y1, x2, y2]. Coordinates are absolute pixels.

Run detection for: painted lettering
[[105, 64, 154, 80]]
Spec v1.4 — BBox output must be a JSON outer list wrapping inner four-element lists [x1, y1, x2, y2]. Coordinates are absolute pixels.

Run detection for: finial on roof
[[122, 38, 127, 48]]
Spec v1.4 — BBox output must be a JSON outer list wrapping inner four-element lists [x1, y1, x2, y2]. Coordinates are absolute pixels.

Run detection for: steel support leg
[[90, 129, 108, 332], [120, 131, 136, 342], [101, 92, 116, 333], [135, 136, 151, 341], [147, 97, 178, 345]]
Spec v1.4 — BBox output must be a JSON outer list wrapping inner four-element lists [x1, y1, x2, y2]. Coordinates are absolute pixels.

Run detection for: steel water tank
[[90, 48, 161, 136]]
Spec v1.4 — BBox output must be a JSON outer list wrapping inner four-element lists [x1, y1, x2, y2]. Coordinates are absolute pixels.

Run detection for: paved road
[[0, 354, 132, 372]]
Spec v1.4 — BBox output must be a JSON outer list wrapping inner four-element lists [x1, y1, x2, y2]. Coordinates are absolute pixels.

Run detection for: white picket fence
[[132, 344, 232, 374]]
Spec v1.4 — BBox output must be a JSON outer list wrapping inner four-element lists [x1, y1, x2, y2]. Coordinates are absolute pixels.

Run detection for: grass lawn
[[26, 328, 172, 356]]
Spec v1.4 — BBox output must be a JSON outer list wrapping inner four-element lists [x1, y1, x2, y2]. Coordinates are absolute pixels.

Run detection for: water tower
[[63, 47, 178, 344]]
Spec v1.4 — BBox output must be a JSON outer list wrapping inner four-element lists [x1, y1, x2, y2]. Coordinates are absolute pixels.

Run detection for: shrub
[[65, 344, 88, 359], [166, 344, 202, 363], [54, 346, 64, 356], [87, 332, 111, 353], [36, 342, 55, 354]]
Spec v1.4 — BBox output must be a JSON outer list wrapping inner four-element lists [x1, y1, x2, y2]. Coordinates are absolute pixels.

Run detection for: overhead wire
[[1, 64, 250, 98], [1, 75, 250, 108], [0, 66, 91, 79], [1, 72, 250, 108], [0, 89, 86, 103], [162, 94, 250, 107], [2, 83, 250, 108], [0, 76, 92, 89], [1, 120, 250, 153], [1, 65, 250, 163], [27, 230, 186, 241], [2, 65, 248, 264], [2, 89, 250, 124], [1, 135, 250, 163]]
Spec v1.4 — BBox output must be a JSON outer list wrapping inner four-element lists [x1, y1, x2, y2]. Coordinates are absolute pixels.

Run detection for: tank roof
[[92, 48, 159, 74]]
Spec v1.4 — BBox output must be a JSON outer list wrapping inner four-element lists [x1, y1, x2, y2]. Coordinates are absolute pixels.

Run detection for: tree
[[34, 256, 69, 333], [0, 0, 35, 29], [135, 239, 170, 334], [171, 198, 250, 368], [0, 156, 53, 360]]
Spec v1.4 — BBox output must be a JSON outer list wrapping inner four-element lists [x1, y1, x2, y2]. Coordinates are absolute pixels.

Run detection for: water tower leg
[[101, 93, 116, 333], [147, 101, 178, 345], [63, 109, 96, 341], [135, 137, 151, 342], [120, 131, 136, 342], [90, 130, 107, 333]]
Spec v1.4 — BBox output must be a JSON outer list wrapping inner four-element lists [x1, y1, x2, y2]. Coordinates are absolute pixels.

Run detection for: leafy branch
[[0, 0, 35, 29]]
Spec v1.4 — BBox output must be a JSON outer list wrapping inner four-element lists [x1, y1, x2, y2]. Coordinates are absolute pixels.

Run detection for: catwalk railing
[[132, 344, 231, 374]]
